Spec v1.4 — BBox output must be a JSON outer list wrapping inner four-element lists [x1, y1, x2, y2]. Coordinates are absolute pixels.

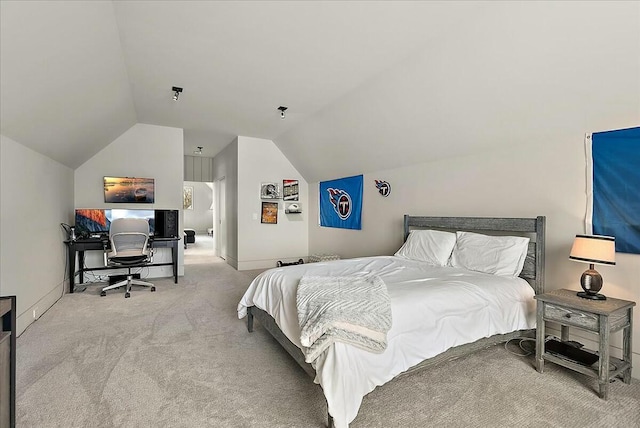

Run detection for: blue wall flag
[[590, 127, 640, 254], [319, 175, 363, 230]]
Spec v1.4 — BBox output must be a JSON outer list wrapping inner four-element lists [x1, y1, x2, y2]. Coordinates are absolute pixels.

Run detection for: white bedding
[[237, 256, 536, 428]]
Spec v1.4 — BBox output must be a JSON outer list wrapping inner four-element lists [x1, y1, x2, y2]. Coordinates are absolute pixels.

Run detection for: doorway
[[182, 181, 218, 265]]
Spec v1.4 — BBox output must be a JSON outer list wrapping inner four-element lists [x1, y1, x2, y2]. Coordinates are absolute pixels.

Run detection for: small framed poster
[[283, 179, 299, 201], [183, 185, 193, 210], [261, 201, 278, 224], [260, 182, 280, 199]]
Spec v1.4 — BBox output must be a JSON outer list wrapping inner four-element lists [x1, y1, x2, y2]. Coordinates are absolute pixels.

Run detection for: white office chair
[[101, 218, 155, 298]]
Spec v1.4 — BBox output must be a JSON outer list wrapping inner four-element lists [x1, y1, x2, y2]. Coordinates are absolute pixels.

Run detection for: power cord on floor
[[504, 337, 537, 356], [506, 334, 565, 357], [80, 270, 111, 283]]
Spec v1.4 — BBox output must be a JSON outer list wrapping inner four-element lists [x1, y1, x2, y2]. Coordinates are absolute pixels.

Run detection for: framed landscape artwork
[[104, 176, 155, 203]]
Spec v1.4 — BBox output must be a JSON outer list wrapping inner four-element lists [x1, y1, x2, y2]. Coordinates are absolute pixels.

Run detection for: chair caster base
[[125, 292, 131, 298], [151, 286, 156, 292], [100, 291, 106, 297]]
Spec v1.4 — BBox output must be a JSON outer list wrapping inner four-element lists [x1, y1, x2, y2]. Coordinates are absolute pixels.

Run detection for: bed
[[237, 215, 545, 427]]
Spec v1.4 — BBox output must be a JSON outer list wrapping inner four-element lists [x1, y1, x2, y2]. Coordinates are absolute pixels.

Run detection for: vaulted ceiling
[[2, 1, 639, 182]]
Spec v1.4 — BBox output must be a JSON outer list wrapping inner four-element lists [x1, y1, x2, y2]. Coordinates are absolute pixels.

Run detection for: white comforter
[[237, 256, 536, 428]]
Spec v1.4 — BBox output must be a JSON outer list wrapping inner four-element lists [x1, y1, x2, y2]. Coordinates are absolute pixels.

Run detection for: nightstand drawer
[[544, 304, 598, 330]]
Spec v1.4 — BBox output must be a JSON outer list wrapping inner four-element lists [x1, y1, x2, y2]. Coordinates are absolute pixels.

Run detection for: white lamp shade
[[569, 234, 616, 265]]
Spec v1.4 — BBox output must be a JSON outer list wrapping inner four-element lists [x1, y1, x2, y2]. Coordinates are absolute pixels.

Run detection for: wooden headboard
[[403, 215, 546, 295]]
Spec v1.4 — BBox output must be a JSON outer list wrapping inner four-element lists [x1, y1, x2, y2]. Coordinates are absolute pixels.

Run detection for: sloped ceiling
[[0, 1, 136, 168], [2, 1, 639, 180]]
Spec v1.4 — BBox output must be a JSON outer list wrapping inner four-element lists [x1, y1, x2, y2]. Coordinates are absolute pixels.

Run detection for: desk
[[0, 296, 16, 428], [65, 237, 180, 293]]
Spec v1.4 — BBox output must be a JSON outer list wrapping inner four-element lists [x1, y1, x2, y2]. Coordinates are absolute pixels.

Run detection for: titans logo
[[375, 180, 391, 197], [327, 188, 352, 220]]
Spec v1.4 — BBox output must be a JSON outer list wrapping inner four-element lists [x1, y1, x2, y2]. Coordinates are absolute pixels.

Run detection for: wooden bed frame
[[246, 215, 546, 427]]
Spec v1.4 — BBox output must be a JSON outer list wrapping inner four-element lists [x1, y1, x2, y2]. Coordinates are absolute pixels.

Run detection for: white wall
[[308, 138, 640, 378], [276, 2, 640, 183], [74, 123, 185, 277], [0, 134, 74, 334], [183, 181, 213, 233], [212, 138, 238, 266], [236, 136, 308, 270]]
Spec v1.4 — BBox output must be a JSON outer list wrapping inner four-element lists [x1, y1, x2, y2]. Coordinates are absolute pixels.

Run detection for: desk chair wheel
[[100, 291, 106, 297], [125, 292, 131, 298], [151, 286, 156, 292]]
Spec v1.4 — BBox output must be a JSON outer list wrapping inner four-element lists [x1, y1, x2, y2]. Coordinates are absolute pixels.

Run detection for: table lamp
[[569, 234, 615, 300]]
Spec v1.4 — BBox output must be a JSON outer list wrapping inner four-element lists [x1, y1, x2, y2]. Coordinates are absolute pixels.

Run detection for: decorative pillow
[[394, 229, 457, 266], [450, 231, 530, 277]]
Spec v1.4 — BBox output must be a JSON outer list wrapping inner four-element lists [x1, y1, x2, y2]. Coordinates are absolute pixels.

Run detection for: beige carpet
[[184, 233, 216, 265], [16, 249, 640, 427]]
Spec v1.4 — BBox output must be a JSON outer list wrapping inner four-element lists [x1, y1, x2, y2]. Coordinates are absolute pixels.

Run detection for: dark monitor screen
[[75, 209, 155, 236]]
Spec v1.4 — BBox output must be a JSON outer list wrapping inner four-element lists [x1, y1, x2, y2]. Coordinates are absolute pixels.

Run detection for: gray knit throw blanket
[[297, 275, 392, 364]]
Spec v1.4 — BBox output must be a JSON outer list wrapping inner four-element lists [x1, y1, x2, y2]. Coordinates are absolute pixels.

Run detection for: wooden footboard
[[248, 305, 534, 380], [247, 306, 315, 379], [247, 306, 333, 427], [396, 329, 534, 378]]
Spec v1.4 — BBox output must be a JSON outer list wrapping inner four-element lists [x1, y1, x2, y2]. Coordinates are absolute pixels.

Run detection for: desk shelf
[[542, 351, 631, 380]]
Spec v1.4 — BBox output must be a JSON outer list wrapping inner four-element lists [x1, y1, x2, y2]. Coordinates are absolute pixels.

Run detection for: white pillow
[[394, 229, 457, 266], [450, 231, 530, 277]]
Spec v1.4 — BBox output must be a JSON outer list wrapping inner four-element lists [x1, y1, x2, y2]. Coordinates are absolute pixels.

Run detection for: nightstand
[[535, 289, 635, 399]]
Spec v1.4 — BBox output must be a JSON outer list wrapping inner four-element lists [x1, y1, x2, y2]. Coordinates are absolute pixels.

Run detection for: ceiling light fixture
[[194, 146, 203, 155], [172, 86, 183, 101], [278, 106, 288, 119]]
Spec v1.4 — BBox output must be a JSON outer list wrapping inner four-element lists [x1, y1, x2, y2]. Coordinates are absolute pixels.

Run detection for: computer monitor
[[75, 209, 110, 235], [107, 209, 155, 235], [75, 208, 155, 236]]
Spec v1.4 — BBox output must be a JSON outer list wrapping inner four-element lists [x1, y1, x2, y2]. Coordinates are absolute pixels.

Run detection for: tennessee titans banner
[[587, 127, 640, 254], [319, 175, 363, 230]]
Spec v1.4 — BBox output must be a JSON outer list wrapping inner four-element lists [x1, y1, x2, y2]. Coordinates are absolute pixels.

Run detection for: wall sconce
[[569, 234, 616, 300], [278, 106, 288, 119], [172, 86, 183, 101]]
